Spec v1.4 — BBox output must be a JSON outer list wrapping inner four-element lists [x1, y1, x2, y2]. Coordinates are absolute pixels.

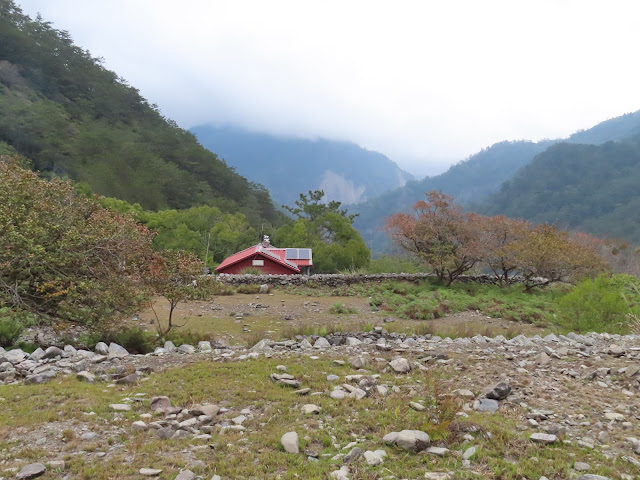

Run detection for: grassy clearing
[[0, 356, 632, 479]]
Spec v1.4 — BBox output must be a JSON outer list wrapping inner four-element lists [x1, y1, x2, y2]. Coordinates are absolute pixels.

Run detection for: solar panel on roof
[[298, 249, 311, 260]]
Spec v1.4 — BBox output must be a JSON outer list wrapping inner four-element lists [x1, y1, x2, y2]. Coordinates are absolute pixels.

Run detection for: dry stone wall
[[215, 273, 525, 287]]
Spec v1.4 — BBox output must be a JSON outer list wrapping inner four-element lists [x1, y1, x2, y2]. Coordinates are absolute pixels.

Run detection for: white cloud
[[16, 0, 640, 176]]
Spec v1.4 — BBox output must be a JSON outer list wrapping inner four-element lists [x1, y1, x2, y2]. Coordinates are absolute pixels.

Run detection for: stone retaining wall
[[215, 272, 525, 287]]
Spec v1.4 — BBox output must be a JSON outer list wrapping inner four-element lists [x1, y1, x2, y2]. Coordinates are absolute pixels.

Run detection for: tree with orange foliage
[[0, 158, 155, 324], [503, 224, 607, 292], [145, 249, 214, 336], [385, 191, 483, 286], [475, 215, 531, 285]]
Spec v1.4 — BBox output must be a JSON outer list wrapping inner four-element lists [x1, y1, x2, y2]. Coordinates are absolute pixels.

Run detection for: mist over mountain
[[190, 125, 414, 208], [352, 110, 640, 254]]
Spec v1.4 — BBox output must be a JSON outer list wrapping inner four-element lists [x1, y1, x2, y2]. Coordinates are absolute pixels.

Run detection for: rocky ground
[[1, 326, 638, 479]]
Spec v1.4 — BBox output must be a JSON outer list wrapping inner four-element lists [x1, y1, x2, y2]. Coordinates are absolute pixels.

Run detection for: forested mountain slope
[[353, 140, 554, 254], [0, 1, 280, 225], [481, 132, 640, 242], [352, 110, 640, 254], [190, 125, 414, 207]]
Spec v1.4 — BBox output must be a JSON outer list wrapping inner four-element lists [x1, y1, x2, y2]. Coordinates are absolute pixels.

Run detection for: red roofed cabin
[[215, 236, 313, 275]]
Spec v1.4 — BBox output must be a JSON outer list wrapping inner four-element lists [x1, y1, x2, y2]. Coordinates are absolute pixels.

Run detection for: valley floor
[[1, 325, 637, 480]]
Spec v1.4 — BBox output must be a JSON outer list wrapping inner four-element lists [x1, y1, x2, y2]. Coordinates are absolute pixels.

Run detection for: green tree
[[276, 191, 369, 273], [283, 189, 358, 223]]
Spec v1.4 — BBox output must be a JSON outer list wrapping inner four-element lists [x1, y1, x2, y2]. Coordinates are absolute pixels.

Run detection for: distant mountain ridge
[[351, 109, 640, 254], [480, 131, 640, 242], [190, 125, 414, 208]]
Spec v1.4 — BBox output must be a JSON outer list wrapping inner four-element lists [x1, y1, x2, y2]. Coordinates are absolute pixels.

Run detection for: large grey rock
[[383, 430, 430, 452], [76, 371, 96, 383], [29, 347, 45, 361], [140, 468, 163, 476], [485, 382, 511, 400], [5, 348, 28, 364], [389, 358, 411, 373], [177, 344, 196, 354], [349, 355, 367, 369], [174, 470, 196, 480], [575, 476, 611, 480], [343, 447, 363, 464], [259, 284, 269, 294], [108, 342, 129, 357], [281, 431, 299, 453], [197, 341, 212, 351], [43, 346, 64, 359], [250, 339, 273, 353], [473, 398, 499, 413], [363, 449, 386, 466], [164, 340, 176, 353], [313, 337, 331, 349], [529, 433, 558, 444], [94, 342, 109, 355], [25, 369, 57, 384], [16, 462, 46, 479], [150, 396, 171, 411]]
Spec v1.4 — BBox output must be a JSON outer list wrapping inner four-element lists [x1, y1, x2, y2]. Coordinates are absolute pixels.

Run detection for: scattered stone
[[94, 342, 109, 355], [174, 470, 196, 480], [76, 371, 95, 383], [463, 446, 477, 459], [529, 433, 558, 444], [42, 346, 63, 359], [473, 398, 499, 413], [574, 462, 591, 472], [15, 463, 46, 479], [281, 431, 299, 454], [140, 468, 163, 476], [536, 352, 551, 365], [389, 357, 411, 373], [327, 374, 340, 381], [349, 355, 367, 369], [110, 403, 131, 412], [314, 337, 331, 349], [410, 401, 426, 411], [363, 450, 385, 466], [115, 372, 139, 384], [250, 339, 273, 353], [383, 429, 430, 452], [270, 373, 301, 388], [108, 342, 129, 357], [485, 382, 511, 400], [132, 421, 148, 431], [81, 432, 98, 441], [426, 446, 449, 457], [150, 396, 171, 411], [302, 404, 321, 415], [343, 447, 362, 464], [295, 388, 311, 395], [604, 412, 625, 421], [330, 465, 350, 480]]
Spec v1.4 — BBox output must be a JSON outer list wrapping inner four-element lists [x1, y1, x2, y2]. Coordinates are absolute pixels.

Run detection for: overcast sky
[[16, 0, 640, 176]]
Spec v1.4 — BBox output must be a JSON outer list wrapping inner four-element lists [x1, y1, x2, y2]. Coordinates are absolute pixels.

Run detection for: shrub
[[0, 159, 155, 325], [329, 303, 357, 314], [236, 284, 262, 294], [163, 329, 211, 347], [0, 307, 37, 348], [0, 315, 23, 347], [556, 274, 640, 333]]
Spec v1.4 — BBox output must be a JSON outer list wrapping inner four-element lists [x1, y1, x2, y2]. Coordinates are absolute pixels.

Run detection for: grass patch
[[328, 302, 358, 314]]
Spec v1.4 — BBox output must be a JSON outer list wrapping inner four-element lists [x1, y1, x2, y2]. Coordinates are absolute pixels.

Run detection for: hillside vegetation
[[353, 110, 640, 254], [0, 1, 279, 225], [483, 132, 640, 242]]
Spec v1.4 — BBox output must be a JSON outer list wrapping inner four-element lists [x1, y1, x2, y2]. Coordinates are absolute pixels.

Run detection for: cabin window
[[252, 259, 264, 266]]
